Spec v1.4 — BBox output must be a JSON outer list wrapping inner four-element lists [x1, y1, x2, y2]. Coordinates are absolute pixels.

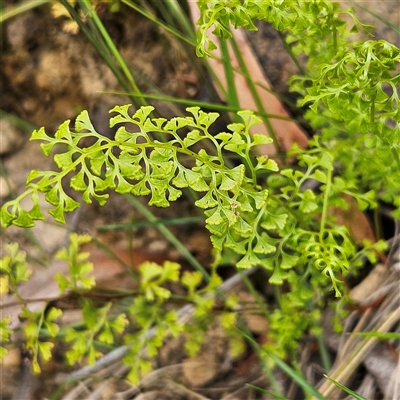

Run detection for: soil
[[1, 2, 398, 400]]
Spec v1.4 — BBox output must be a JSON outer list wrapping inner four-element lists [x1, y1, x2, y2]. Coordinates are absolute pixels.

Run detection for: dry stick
[[62, 266, 258, 383], [318, 305, 400, 398], [335, 308, 373, 366]]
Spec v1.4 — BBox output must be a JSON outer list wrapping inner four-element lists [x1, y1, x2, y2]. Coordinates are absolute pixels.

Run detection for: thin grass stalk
[[59, 0, 133, 101], [350, 1, 400, 34], [318, 306, 400, 398], [278, 31, 306, 76], [315, 332, 332, 373], [238, 327, 326, 399], [121, 0, 196, 47], [219, 38, 241, 119], [98, 216, 203, 230], [90, 237, 138, 277], [163, 0, 197, 41], [124, 194, 212, 282], [237, 268, 269, 318], [0, 0, 50, 23], [79, 0, 146, 107], [122, 0, 223, 107], [0, 109, 37, 132], [101, 90, 299, 121], [119, 61, 183, 117]]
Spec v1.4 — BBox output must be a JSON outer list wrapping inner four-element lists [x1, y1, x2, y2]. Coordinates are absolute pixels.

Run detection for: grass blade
[[324, 375, 368, 400], [98, 216, 203, 230], [0, 0, 50, 23]]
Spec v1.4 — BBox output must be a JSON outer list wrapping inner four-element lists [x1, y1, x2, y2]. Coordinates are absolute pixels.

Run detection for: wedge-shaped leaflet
[[187, 106, 219, 129], [172, 168, 189, 188], [236, 249, 261, 268], [215, 131, 232, 144], [299, 189, 318, 213], [75, 110, 96, 133], [250, 190, 268, 210], [253, 233, 276, 254], [0, 207, 15, 227], [182, 271, 203, 292], [219, 174, 238, 191], [131, 179, 151, 196], [195, 190, 218, 209], [143, 117, 167, 131], [281, 252, 299, 270], [88, 149, 108, 176], [70, 169, 86, 191], [30, 126, 57, 156], [115, 126, 145, 145], [164, 116, 190, 132], [236, 193, 253, 212], [261, 211, 288, 231], [224, 131, 247, 154], [225, 233, 247, 254], [115, 175, 134, 194], [148, 181, 171, 207], [269, 264, 290, 285], [205, 206, 224, 225], [185, 169, 209, 191], [219, 165, 245, 191], [231, 216, 253, 236], [252, 133, 274, 147], [109, 104, 136, 126], [167, 186, 182, 202], [183, 129, 203, 147]]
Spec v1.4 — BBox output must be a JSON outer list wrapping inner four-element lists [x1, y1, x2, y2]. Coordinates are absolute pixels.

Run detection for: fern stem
[[391, 147, 400, 171], [319, 168, 332, 239]]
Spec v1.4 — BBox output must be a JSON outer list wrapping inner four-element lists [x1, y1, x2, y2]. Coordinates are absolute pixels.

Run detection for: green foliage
[[21, 306, 62, 373], [55, 233, 95, 293], [0, 316, 12, 360], [1, 0, 398, 390], [0, 243, 31, 295], [65, 299, 128, 365], [1, 106, 381, 301]]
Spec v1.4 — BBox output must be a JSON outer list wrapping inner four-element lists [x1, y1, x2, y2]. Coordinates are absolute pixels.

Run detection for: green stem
[[370, 92, 376, 123], [278, 32, 306, 75], [101, 91, 299, 121], [219, 38, 241, 116], [230, 35, 281, 155], [391, 147, 400, 171], [316, 331, 332, 372], [319, 168, 332, 239], [80, 0, 146, 106], [121, 0, 196, 47]]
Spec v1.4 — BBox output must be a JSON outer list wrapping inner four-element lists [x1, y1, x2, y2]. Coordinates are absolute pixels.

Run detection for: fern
[[1, 0, 397, 378], [0, 105, 382, 299]]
